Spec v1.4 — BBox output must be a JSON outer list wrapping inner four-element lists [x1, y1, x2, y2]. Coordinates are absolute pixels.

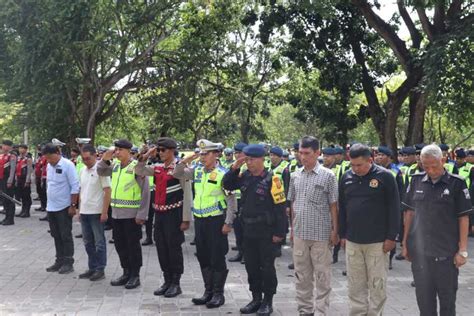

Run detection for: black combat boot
[[164, 273, 182, 298], [206, 269, 228, 308], [192, 267, 213, 305], [154, 272, 171, 296], [125, 268, 140, 289], [256, 293, 274, 315], [110, 268, 130, 286], [240, 292, 262, 314]]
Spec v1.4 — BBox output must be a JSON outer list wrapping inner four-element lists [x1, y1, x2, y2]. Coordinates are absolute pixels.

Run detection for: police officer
[[34, 146, 48, 213], [402, 144, 472, 315], [0, 140, 17, 225], [374, 146, 404, 269], [174, 139, 237, 308], [223, 144, 286, 315], [334, 146, 350, 177], [439, 144, 458, 174], [228, 142, 248, 264], [15, 144, 33, 218], [97, 139, 150, 289], [289, 143, 303, 173], [135, 137, 192, 298], [221, 148, 235, 169]]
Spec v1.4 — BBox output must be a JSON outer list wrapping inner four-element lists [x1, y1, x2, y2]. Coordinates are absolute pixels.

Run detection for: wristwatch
[[71, 203, 78, 208], [459, 251, 468, 258]]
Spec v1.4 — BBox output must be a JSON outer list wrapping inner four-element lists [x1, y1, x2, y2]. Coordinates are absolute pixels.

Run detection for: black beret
[[157, 137, 177, 149], [114, 139, 133, 149], [243, 144, 265, 158], [2, 140, 13, 146]]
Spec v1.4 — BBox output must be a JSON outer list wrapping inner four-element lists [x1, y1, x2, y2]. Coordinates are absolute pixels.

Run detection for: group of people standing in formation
[[0, 135, 473, 316]]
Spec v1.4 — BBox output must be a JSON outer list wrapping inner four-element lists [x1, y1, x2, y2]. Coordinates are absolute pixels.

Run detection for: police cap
[[224, 148, 234, 155], [243, 144, 265, 158], [400, 146, 416, 155], [196, 139, 221, 153], [270, 146, 283, 157], [322, 147, 337, 156], [157, 137, 177, 149], [114, 139, 133, 149], [439, 144, 449, 152], [415, 143, 426, 153]]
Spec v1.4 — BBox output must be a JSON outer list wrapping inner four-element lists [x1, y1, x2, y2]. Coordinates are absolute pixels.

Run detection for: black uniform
[[15, 153, 33, 217], [0, 151, 17, 225], [223, 168, 286, 296], [403, 171, 472, 316]]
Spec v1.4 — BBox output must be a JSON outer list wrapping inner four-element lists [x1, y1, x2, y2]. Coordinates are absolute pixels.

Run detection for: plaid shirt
[[288, 163, 338, 241]]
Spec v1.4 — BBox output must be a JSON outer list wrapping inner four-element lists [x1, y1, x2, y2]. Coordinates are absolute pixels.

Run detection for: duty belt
[[153, 200, 183, 211]]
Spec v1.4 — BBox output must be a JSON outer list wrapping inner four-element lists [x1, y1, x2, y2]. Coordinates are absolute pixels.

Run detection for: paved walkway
[[0, 200, 474, 315]]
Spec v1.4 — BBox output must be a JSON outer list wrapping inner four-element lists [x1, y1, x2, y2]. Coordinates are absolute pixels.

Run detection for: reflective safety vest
[[458, 164, 473, 188], [149, 176, 155, 192], [221, 159, 234, 170], [340, 160, 351, 176], [331, 164, 342, 181], [289, 159, 298, 173], [406, 164, 423, 185], [193, 166, 227, 218], [444, 163, 455, 174], [111, 160, 141, 208], [75, 156, 85, 177]]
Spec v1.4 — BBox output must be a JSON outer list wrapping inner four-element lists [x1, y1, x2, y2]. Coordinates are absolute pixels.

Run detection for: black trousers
[[36, 178, 47, 209], [154, 208, 184, 274], [48, 208, 74, 264], [0, 180, 16, 220], [243, 236, 278, 295], [195, 215, 228, 272], [112, 218, 143, 274], [145, 191, 155, 240], [15, 181, 32, 211], [411, 256, 458, 316]]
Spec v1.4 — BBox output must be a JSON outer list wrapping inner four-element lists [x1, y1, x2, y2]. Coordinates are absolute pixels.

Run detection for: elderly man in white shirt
[[77, 144, 111, 281]]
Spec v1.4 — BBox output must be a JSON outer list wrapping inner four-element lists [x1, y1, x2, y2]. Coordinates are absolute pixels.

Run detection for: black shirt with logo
[[403, 172, 472, 258], [339, 164, 400, 244]]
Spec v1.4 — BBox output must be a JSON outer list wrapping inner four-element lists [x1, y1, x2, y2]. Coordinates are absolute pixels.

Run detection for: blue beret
[[293, 142, 299, 150], [334, 147, 345, 155], [234, 142, 247, 152], [439, 144, 449, 151], [270, 146, 283, 157], [415, 143, 426, 152], [243, 144, 265, 158], [377, 146, 393, 157], [400, 146, 416, 155], [455, 148, 466, 158], [322, 147, 337, 155]]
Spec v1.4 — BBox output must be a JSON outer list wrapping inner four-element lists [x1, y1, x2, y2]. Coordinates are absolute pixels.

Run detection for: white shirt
[[79, 162, 111, 214]]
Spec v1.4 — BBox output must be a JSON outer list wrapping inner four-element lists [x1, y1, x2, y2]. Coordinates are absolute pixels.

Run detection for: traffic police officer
[[223, 144, 286, 315], [0, 140, 17, 225], [15, 144, 33, 218], [402, 144, 472, 315], [221, 148, 235, 169], [135, 137, 193, 298], [174, 139, 237, 309], [97, 139, 150, 289]]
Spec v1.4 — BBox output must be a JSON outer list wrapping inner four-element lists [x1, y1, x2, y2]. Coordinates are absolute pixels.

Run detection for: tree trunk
[[405, 91, 427, 145]]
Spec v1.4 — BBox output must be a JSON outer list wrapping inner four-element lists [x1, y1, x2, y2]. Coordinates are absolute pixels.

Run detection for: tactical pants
[[194, 214, 228, 272], [0, 180, 15, 221], [243, 235, 278, 295], [112, 218, 143, 274], [154, 207, 184, 275], [15, 181, 32, 212], [411, 255, 458, 316], [346, 241, 388, 316]]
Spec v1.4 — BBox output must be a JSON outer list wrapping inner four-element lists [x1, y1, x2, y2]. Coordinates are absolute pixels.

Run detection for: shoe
[[288, 263, 294, 270], [241, 256, 245, 264], [240, 292, 262, 314], [46, 261, 62, 272], [342, 270, 347, 276], [206, 270, 228, 308], [19, 210, 30, 218], [332, 256, 338, 264], [125, 276, 140, 289], [228, 252, 242, 262], [58, 264, 74, 274], [141, 238, 153, 246], [104, 225, 112, 231], [111, 269, 130, 286], [256, 294, 273, 315], [190, 239, 196, 245], [75, 234, 82, 238], [154, 272, 171, 296], [231, 246, 238, 251], [39, 215, 48, 221], [79, 270, 95, 279], [411, 280, 416, 287], [164, 274, 182, 298], [108, 239, 114, 244], [89, 270, 105, 281], [395, 253, 405, 260], [389, 260, 393, 270], [15, 211, 25, 217], [35, 207, 44, 212], [192, 267, 213, 305], [2, 220, 14, 226]]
